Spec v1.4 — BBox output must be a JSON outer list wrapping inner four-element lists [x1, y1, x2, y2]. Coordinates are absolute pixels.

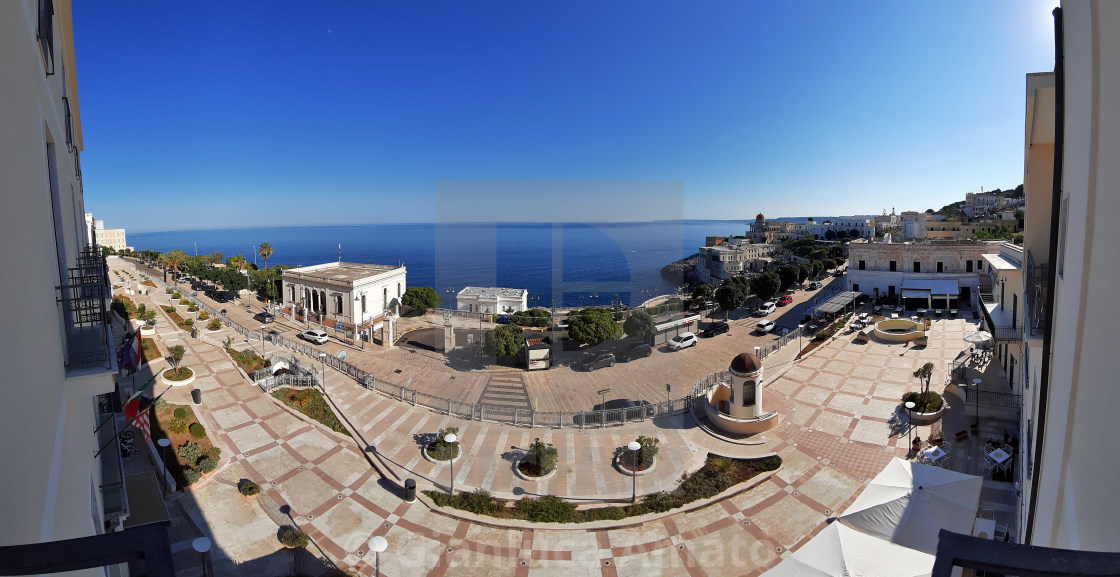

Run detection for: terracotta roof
[[729, 352, 762, 375]]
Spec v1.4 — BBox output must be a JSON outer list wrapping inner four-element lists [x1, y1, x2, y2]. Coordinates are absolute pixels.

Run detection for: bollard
[[191, 388, 202, 405], [404, 479, 416, 502]]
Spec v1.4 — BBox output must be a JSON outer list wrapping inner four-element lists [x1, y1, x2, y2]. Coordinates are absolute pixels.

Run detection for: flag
[[123, 370, 162, 421], [115, 330, 137, 372], [136, 410, 151, 442]]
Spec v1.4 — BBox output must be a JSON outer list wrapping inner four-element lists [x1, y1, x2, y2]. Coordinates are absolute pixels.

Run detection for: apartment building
[[845, 238, 1003, 307], [0, 1, 172, 572], [93, 218, 128, 251], [695, 239, 778, 283]]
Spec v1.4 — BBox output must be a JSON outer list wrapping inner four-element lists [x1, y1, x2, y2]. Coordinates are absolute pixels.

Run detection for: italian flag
[[124, 370, 160, 423]]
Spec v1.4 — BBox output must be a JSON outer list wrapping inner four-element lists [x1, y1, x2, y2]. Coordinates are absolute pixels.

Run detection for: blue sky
[[73, 1, 1059, 233]]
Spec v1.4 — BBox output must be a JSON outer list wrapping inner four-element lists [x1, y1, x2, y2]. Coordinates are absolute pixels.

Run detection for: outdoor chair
[[995, 523, 1009, 541]]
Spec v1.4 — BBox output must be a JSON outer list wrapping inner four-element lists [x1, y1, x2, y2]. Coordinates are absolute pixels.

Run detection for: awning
[[901, 279, 959, 296], [815, 291, 863, 315]]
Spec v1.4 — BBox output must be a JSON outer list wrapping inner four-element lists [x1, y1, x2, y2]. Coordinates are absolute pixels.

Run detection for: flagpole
[[94, 375, 169, 459]]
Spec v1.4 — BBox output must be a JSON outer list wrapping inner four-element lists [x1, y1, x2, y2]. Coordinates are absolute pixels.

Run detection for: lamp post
[[259, 326, 268, 358], [192, 537, 212, 577], [905, 401, 916, 457], [589, 292, 598, 308], [355, 295, 364, 350], [157, 438, 171, 496], [627, 440, 641, 503], [368, 536, 388, 577], [319, 352, 327, 389], [444, 433, 458, 495], [446, 286, 455, 312], [797, 324, 804, 359]]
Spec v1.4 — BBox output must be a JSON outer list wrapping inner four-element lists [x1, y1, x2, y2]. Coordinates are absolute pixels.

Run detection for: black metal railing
[[932, 530, 1120, 577], [991, 326, 1022, 342], [56, 245, 112, 370], [1026, 249, 1049, 338], [963, 387, 1020, 409], [37, 0, 54, 76]]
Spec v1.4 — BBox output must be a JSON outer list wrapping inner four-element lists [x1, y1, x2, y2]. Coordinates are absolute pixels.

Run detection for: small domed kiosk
[[703, 351, 781, 435]]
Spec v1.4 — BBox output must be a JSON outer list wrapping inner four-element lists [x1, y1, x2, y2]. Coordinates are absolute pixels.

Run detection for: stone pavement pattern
[[112, 259, 983, 576]]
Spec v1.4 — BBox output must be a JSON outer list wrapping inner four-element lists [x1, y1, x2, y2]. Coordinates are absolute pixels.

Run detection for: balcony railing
[[933, 530, 1120, 576], [95, 409, 128, 523], [56, 245, 113, 370], [1026, 249, 1049, 338]]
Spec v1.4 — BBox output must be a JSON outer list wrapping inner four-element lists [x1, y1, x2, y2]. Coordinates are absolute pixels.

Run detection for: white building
[[899, 211, 926, 239], [93, 218, 127, 251], [0, 1, 166, 571], [455, 286, 528, 314], [846, 238, 1003, 307], [695, 240, 778, 283], [281, 262, 407, 347]]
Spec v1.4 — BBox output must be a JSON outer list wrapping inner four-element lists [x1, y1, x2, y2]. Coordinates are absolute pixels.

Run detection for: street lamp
[[319, 352, 327, 388], [368, 536, 388, 577], [157, 438, 171, 496], [444, 432, 458, 495], [192, 537, 212, 577], [355, 295, 364, 350], [589, 292, 598, 307], [259, 326, 268, 358], [797, 324, 805, 358], [905, 401, 916, 456], [446, 286, 455, 312], [627, 440, 641, 503]]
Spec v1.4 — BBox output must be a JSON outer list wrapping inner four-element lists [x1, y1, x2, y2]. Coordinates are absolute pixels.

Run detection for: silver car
[[299, 329, 329, 344]]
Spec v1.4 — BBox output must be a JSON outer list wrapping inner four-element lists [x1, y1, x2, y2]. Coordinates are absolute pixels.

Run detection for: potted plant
[[517, 438, 558, 479]]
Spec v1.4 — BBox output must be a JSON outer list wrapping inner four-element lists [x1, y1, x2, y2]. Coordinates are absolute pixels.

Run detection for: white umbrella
[[838, 457, 983, 554], [761, 522, 933, 577], [962, 331, 993, 345]]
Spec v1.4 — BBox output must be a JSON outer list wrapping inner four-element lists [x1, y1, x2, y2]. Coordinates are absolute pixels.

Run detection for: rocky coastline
[[660, 253, 698, 284]]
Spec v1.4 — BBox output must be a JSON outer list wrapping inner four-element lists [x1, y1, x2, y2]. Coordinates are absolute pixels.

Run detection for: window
[[742, 381, 756, 407], [334, 295, 343, 314], [383, 287, 387, 310], [888, 285, 896, 298], [852, 283, 859, 292], [1057, 195, 1069, 278], [913, 261, 920, 273], [858, 260, 865, 270], [397, 283, 401, 298], [937, 262, 943, 273], [889, 260, 896, 272], [977, 259, 983, 271], [38, 0, 55, 75], [966, 260, 973, 273], [361, 294, 366, 313]]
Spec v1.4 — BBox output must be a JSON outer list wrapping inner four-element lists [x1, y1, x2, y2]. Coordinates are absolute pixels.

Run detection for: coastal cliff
[[660, 253, 698, 284]]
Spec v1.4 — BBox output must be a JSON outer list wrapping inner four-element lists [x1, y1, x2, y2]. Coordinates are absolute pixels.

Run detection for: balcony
[[1026, 249, 1049, 338], [95, 404, 129, 526], [933, 530, 1120, 576], [56, 245, 114, 372]]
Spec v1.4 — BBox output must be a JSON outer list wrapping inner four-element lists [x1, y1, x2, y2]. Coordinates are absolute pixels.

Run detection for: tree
[[796, 264, 811, 285], [912, 361, 935, 410], [751, 271, 781, 302], [168, 344, 185, 376], [161, 249, 188, 284], [483, 324, 525, 358], [850, 228, 861, 239], [566, 309, 621, 346], [258, 242, 273, 272], [401, 286, 443, 309], [714, 276, 751, 319], [689, 283, 713, 309], [824, 229, 836, 240], [777, 265, 798, 292], [623, 309, 656, 342]]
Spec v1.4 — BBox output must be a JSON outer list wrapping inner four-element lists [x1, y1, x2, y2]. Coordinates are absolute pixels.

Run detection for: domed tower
[[755, 213, 766, 224], [728, 351, 765, 419]]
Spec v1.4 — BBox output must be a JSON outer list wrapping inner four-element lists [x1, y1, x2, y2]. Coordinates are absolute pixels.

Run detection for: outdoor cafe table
[[988, 447, 1011, 465], [922, 445, 947, 463], [973, 517, 996, 539]]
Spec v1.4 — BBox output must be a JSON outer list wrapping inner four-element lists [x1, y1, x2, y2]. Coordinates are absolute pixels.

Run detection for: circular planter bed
[[903, 392, 945, 424], [613, 453, 658, 476], [422, 443, 460, 464], [514, 459, 557, 481], [161, 367, 196, 387]]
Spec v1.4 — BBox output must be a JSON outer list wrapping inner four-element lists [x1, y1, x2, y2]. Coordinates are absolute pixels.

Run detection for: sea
[[129, 221, 754, 308]]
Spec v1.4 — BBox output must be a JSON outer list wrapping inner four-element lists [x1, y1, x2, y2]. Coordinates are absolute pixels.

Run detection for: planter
[[514, 459, 557, 482], [613, 453, 658, 476], [906, 398, 947, 425], [422, 443, 460, 464], [161, 367, 196, 387]]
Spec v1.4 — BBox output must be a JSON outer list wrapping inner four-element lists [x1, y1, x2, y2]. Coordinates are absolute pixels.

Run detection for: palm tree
[[258, 242, 274, 303], [163, 249, 187, 287], [229, 255, 247, 304]]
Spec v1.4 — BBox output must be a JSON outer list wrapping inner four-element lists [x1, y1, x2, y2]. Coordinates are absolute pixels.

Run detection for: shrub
[[280, 526, 309, 548], [198, 310, 209, 320], [459, 489, 500, 516], [643, 491, 680, 513], [197, 456, 217, 474], [426, 427, 460, 461], [179, 298, 190, 305], [165, 288, 173, 294], [750, 455, 782, 472], [187, 304, 199, 312], [184, 319, 194, 328], [618, 435, 660, 472], [182, 467, 200, 485], [519, 439, 558, 476], [902, 391, 943, 413], [178, 441, 202, 462], [208, 318, 223, 331], [578, 506, 627, 522], [173, 407, 188, 419], [238, 479, 261, 496], [513, 495, 576, 523], [172, 291, 181, 299], [162, 305, 175, 313], [137, 304, 147, 318], [189, 422, 206, 438], [169, 419, 188, 434]]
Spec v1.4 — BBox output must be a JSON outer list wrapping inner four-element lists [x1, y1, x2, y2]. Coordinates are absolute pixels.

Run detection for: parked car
[[757, 302, 776, 316], [618, 343, 652, 362], [807, 281, 823, 290], [777, 294, 793, 306], [255, 310, 275, 323], [667, 332, 697, 351], [756, 319, 776, 334], [577, 353, 615, 372], [299, 329, 329, 344], [833, 269, 845, 277], [700, 321, 730, 337]]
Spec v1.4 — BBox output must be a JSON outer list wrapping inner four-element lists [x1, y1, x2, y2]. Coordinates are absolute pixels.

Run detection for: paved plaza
[[111, 258, 1016, 576]]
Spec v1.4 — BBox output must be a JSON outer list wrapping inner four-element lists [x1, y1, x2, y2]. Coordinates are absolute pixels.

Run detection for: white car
[[757, 302, 776, 316], [667, 332, 697, 351], [756, 320, 776, 334], [299, 329, 329, 345]]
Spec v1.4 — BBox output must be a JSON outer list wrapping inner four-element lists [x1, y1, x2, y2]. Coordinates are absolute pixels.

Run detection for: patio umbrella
[[761, 522, 934, 577], [962, 331, 993, 345], [837, 457, 983, 554]]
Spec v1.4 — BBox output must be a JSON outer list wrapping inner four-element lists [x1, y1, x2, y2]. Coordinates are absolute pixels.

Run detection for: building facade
[[695, 240, 778, 283], [281, 262, 407, 347], [845, 239, 1003, 307], [0, 2, 159, 572], [455, 287, 528, 314], [93, 218, 127, 251]]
